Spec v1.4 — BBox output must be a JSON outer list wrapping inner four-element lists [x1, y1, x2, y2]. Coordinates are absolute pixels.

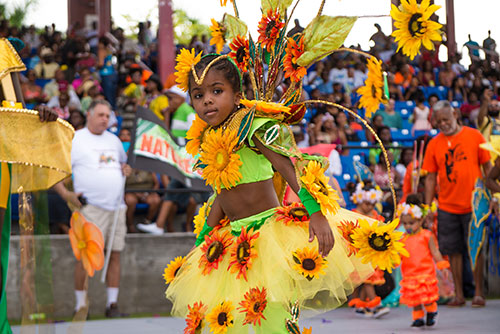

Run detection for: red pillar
[[96, 0, 111, 36], [158, 0, 175, 84], [445, 0, 457, 58]]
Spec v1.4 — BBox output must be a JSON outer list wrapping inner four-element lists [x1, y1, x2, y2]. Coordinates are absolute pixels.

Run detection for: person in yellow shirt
[[143, 74, 168, 121]]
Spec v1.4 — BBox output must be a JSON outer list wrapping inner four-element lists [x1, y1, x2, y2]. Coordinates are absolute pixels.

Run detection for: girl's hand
[[309, 211, 335, 257]]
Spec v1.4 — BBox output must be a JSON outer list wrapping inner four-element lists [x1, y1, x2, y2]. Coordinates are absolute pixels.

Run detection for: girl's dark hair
[[189, 55, 241, 95], [406, 193, 423, 207]]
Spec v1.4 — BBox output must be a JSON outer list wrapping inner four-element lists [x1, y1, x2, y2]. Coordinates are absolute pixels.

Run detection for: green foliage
[[173, 9, 209, 46], [2, 0, 39, 28]]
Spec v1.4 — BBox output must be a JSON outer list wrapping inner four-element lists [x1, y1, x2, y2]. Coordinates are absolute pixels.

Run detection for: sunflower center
[[237, 241, 250, 264], [196, 319, 202, 330], [371, 84, 378, 98], [214, 150, 229, 170], [217, 312, 228, 325], [77, 240, 86, 249], [302, 258, 316, 271], [253, 302, 262, 313], [408, 13, 424, 37], [317, 179, 329, 196], [290, 207, 309, 220], [266, 20, 276, 37], [368, 232, 391, 251], [206, 241, 224, 262], [236, 47, 246, 63], [173, 266, 180, 277]]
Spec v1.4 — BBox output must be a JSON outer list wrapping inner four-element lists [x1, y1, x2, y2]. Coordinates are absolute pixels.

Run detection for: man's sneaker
[[105, 303, 121, 318], [136, 222, 164, 235], [411, 318, 425, 328], [355, 308, 373, 318], [372, 305, 390, 319], [426, 311, 438, 326]]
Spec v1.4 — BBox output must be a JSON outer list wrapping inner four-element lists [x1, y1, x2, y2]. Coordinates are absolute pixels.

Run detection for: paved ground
[[12, 299, 500, 333]]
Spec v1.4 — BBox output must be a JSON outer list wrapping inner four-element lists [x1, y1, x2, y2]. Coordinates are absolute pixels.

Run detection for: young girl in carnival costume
[[397, 194, 450, 328], [347, 182, 390, 318], [162, 0, 443, 332]]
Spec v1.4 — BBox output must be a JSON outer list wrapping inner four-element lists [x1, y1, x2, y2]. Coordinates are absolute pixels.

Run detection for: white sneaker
[[372, 306, 390, 319], [136, 222, 164, 235]]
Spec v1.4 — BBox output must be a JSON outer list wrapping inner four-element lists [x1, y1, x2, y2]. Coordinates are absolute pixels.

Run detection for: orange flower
[[238, 287, 268, 326], [186, 114, 208, 156], [220, 0, 233, 7], [275, 202, 310, 229], [338, 220, 360, 257], [228, 226, 259, 281], [68, 211, 104, 277], [213, 216, 231, 233], [184, 301, 207, 334], [199, 229, 233, 275], [229, 35, 250, 73], [283, 36, 307, 82], [257, 9, 285, 52]]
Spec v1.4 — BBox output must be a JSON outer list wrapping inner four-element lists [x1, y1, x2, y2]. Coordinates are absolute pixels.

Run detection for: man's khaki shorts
[[81, 204, 126, 252]]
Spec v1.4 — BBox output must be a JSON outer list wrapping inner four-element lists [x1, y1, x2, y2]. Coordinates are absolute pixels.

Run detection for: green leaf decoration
[[296, 16, 357, 67], [285, 320, 301, 334], [237, 108, 255, 146], [264, 124, 280, 145], [261, 0, 294, 15], [223, 14, 248, 41]]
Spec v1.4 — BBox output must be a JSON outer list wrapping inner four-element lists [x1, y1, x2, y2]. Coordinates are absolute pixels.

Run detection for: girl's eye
[[193, 93, 202, 99], [214, 88, 222, 95]]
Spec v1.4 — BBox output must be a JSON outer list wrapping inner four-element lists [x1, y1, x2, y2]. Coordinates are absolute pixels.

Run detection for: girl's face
[[190, 69, 241, 127], [358, 201, 375, 215], [401, 214, 423, 234]]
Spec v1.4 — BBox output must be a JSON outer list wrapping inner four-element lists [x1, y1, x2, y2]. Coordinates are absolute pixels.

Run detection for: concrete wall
[[7, 233, 195, 320]]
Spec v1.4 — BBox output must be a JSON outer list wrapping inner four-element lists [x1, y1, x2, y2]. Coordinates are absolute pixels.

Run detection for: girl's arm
[[206, 196, 225, 227], [253, 136, 335, 257], [428, 233, 445, 263]]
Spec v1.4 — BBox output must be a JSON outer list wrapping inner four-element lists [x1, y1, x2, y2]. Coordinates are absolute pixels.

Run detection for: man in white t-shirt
[[54, 100, 131, 318]]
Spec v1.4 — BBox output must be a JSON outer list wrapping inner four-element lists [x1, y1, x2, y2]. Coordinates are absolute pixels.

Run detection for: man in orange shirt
[[423, 101, 491, 308]]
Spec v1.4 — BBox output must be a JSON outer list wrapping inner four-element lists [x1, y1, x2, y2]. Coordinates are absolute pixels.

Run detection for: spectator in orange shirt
[[394, 64, 414, 90], [422, 101, 491, 307]]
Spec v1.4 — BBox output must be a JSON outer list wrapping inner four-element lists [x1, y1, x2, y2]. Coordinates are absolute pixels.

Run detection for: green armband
[[298, 188, 321, 216], [195, 222, 213, 246]]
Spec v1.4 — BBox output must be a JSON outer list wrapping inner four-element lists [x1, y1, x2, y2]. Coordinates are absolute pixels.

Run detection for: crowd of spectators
[[2, 17, 499, 233]]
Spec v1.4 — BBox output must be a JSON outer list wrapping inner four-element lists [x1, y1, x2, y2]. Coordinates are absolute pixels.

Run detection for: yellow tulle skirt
[[166, 207, 374, 333]]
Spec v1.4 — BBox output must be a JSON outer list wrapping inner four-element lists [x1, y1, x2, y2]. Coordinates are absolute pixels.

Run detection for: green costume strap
[[298, 188, 321, 216], [195, 223, 213, 246], [0, 162, 12, 334]]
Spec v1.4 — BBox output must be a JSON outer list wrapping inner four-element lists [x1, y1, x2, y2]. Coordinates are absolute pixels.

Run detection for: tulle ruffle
[[400, 274, 439, 307]]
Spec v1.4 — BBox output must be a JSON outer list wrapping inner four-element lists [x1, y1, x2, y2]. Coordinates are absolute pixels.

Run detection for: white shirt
[[71, 128, 127, 211]]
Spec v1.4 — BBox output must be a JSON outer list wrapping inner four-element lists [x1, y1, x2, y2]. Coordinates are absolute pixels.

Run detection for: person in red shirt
[[423, 101, 491, 307]]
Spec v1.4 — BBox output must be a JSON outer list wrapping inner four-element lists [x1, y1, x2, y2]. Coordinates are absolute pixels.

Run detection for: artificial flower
[[338, 220, 360, 257], [219, 0, 233, 7], [199, 229, 233, 275], [186, 114, 209, 156], [351, 218, 409, 273], [300, 160, 341, 216], [193, 202, 210, 238], [240, 98, 291, 114], [206, 301, 234, 334], [350, 183, 383, 205], [302, 328, 312, 334], [184, 301, 207, 334], [275, 202, 310, 229], [228, 226, 260, 281], [200, 129, 242, 194], [209, 19, 226, 54], [390, 0, 443, 60], [257, 8, 285, 51], [229, 35, 250, 73], [68, 211, 104, 277], [357, 56, 384, 119], [163, 256, 186, 284], [292, 246, 328, 280], [238, 287, 268, 326], [175, 48, 202, 92], [396, 203, 423, 219], [283, 36, 307, 82]]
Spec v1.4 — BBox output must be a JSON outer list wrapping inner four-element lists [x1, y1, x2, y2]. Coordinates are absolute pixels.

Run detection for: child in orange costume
[[397, 194, 450, 328]]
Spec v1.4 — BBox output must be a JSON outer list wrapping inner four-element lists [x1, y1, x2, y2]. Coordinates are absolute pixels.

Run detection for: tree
[[1, 0, 39, 28], [173, 9, 209, 46]]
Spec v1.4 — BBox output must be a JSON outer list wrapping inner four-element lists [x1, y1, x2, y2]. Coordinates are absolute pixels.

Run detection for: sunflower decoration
[[338, 220, 360, 257], [184, 301, 207, 334], [163, 256, 186, 284], [357, 56, 384, 119], [193, 202, 211, 238], [257, 8, 285, 52], [229, 35, 250, 73], [292, 246, 328, 281], [391, 0, 442, 60], [300, 160, 341, 216], [199, 229, 233, 275], [186, 114, 209, 156], [275, 202, 310, 229], [238, 286, 268, 326], [206, 301, 234, 334], [240, 98, 291, 115], [284, 36, 307, 83], [219, 0, 233, 7], [175, 48, 202, 92], [209, 18, 226, 54], [200, 129, 243, 194], [351, 218, 409, 273], [302, 328, 312, 334], [228, 226, 260, 281]]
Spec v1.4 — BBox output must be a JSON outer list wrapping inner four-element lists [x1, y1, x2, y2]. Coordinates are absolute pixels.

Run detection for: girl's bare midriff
[[219, 179, 280, 221]]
